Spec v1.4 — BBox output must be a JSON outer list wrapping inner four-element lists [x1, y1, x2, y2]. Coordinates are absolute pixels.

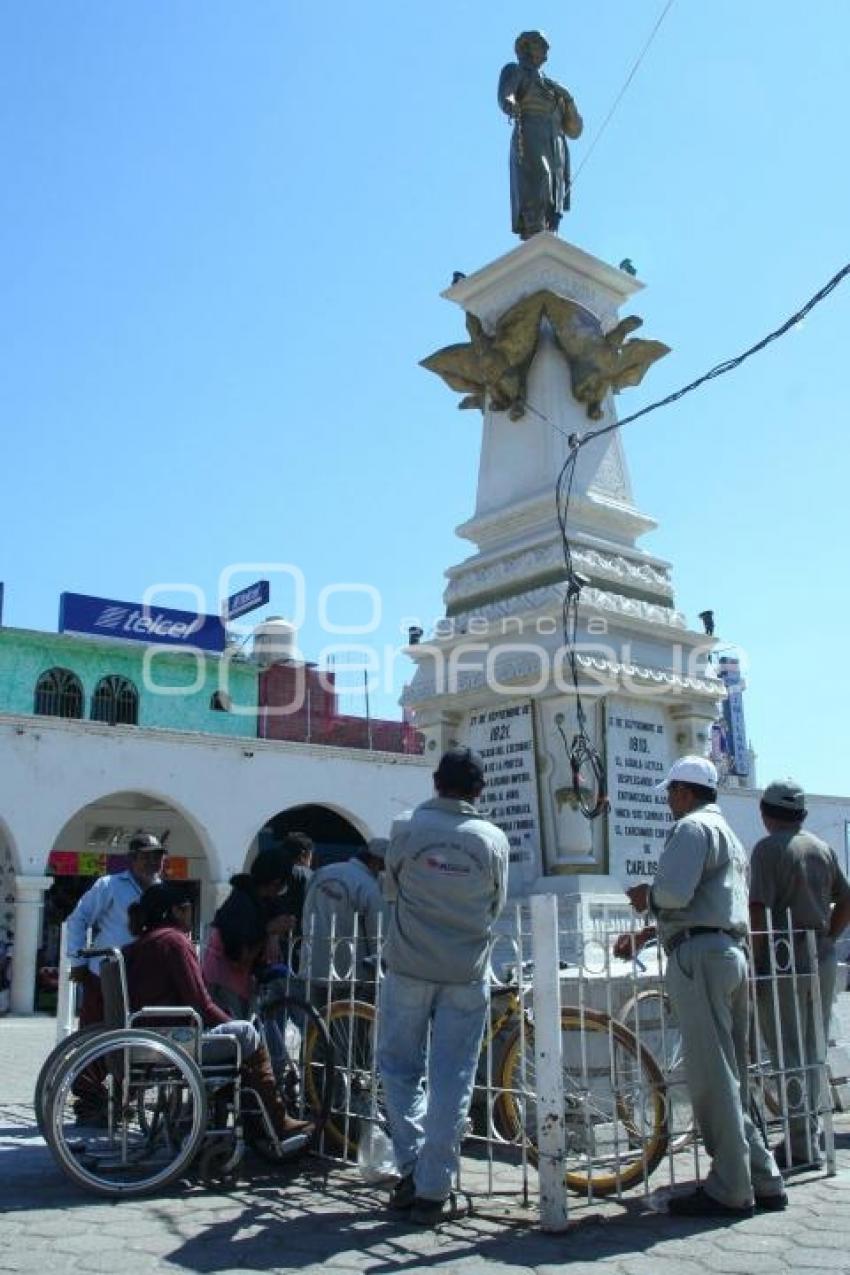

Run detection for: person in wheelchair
[[124, 882, 311, 1142]]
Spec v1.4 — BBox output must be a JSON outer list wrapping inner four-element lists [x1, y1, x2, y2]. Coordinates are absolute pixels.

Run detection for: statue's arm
[[497, 62, 525, 117], [544, 76, 583, 139]]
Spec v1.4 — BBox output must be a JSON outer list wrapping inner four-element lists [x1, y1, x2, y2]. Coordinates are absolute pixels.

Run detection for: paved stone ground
[[3, 1014, 850, 1275]]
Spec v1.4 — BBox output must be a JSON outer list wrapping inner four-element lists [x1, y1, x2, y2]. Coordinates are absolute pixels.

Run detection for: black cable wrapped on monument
[[554, 439, 609, 820]]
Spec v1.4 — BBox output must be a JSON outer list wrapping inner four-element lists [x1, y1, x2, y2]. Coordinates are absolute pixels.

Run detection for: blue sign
[[59, 592, 227, 653], [718, 657, 749, 778], [223, 579, 270, 622]]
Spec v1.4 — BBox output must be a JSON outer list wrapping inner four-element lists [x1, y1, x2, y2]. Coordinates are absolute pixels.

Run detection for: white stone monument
[[405, 233, 722, 933]]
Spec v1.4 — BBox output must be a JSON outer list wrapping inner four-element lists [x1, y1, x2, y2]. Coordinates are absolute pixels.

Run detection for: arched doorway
[[39, 790, 212, 1014], [253, 804, 367, 871]]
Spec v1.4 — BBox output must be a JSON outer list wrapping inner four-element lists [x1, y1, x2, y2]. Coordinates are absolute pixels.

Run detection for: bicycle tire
[[496, 1005, 668, 1196], [253, 992, 334, 1160], [618, 987, 693, 1153], [34, 1026, 104, 1137], [303, 999, 381, 1158], [750, 1054, 783, 1120]]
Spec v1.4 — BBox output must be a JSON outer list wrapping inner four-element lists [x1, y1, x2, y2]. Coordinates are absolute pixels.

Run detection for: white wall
[[0, 713, 432, 883], [721, 786, 850, 870]]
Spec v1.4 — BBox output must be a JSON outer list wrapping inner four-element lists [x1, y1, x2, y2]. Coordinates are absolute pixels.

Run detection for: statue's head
[[515, 30, 549, 67]]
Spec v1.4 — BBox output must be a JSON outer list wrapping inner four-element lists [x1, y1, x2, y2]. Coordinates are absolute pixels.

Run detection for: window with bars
[[90, 675, 139, 726], [33, 668, 84, 719]]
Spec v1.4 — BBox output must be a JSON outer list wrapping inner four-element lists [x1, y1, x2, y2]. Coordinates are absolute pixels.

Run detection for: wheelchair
[[36, 948, 333, 1198]]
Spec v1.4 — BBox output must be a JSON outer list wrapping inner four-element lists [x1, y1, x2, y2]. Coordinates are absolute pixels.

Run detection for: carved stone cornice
[[444, 234, 642, 329], [445, 540, 674, 611], [469, 266, 620, 329], [444, 580, 686, 633], [402, 650, 722, 709]]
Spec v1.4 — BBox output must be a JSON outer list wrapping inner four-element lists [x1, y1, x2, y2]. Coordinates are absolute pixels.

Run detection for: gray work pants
[[757, 942, 836, 1161], [666, 932, 784, 1207]]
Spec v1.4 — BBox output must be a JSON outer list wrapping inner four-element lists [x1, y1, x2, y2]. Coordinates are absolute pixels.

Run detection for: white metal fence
[[55, 900, 836, 1228]]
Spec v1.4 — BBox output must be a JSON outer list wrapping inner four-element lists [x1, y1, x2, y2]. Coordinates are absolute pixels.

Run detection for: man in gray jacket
[[301, 839, 387, 987], [617, 755, 785, 1218], [378, 748, 509, 1226]]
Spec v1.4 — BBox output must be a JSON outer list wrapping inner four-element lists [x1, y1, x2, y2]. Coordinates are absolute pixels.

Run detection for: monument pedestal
[[406, 234, 721, 903]]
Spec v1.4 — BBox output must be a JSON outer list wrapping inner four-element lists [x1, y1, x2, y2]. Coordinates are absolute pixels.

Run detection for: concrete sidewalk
[[2, 1014, 850, 1275]]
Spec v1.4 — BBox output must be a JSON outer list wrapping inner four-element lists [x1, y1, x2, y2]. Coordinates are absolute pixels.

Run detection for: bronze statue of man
[[498, 31, 583, 240]]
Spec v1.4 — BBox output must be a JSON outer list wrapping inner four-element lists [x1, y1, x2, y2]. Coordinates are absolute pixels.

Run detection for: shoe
[[388, 1173, 416, 1211], [668, 1188, 753, 1219], [241, 1044, 314, 1142], [410, 1194, 463, 1227], [773, 1140, 824, 1169], [755, 1191, 788, 1212]]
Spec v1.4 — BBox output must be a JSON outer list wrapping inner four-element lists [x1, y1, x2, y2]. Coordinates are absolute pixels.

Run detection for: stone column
[[412, 710, 464, 764], [668, 702, 717, 758], [10, 874, 52, 1015]]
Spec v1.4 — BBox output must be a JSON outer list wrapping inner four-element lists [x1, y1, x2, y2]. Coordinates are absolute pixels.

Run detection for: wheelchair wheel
[[496, 1005, 668, 1197], [34, 1026, 105, 1137], [303, 1000, 382, 1158], [250, 993, 334, 1161], [43, 1028, 207, 1198], [618, 988, 694, 1153]]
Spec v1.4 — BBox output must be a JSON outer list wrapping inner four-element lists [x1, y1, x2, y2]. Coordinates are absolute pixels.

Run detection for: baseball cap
[[761, 779, 806, 814], [434, 747, 485, 790], [127, 833, 165, 856], [655, 755, 718, 792], [366, 837, 389, 862]]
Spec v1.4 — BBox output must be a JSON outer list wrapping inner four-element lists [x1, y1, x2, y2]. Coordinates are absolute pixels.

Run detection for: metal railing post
[[55, 921, 75, 1041], [530, 893, 568, 1231]]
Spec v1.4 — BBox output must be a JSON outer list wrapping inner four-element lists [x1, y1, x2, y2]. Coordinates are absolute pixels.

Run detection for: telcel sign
[[59, 592, 226, 653]]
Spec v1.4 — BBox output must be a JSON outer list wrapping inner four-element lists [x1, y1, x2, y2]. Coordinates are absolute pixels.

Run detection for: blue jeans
[[377, 970, 488, 1202], [209, 1019, 260, 1060]]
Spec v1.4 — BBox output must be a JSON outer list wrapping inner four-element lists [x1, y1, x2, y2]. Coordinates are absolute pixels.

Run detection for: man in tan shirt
[[750, 778, 850, 1167]]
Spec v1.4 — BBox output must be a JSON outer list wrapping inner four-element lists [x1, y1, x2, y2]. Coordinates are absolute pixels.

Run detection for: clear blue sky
[[2, 2, 848, 798]]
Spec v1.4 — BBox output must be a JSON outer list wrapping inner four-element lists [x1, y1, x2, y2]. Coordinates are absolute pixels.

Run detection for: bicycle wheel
[[496, 1005, 668, 1196], [618, 987, 693, 1153], [304, 1000, 382, 1158], [750, 1051, 783, 1119], [34, 1026, 104, 1137], [252, 992, 334, 1161], [44, 1028, 207, 1198]]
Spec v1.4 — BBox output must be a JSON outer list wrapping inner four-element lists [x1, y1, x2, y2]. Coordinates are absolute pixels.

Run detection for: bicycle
[[617, 978, 783, 1157], [248, 964, 336, 1162], [303, 980, 669, 1197]]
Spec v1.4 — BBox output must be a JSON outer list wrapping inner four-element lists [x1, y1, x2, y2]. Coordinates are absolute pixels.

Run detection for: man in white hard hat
[[750, 778, 850, 1168], [616, 755, 785, 1218]]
